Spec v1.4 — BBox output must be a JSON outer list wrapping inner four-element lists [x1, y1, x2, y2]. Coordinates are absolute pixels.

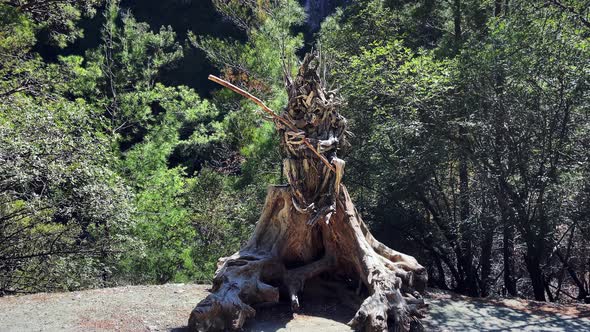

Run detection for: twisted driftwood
[[189, 53, 427, 331], [189, 185, 427, 331]]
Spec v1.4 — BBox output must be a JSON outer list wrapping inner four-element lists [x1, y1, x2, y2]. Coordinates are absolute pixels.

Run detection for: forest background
[[1, 0, 589, 304]]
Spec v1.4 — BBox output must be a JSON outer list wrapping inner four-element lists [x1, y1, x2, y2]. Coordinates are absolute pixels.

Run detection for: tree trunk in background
[[492, 1, 518, 297], [433, 253, 449, 290], [494, 0, 502, 16], [452, 0, 478, 297], [479, 216, 495, 296], [453, 0, 462, 49], [458, 158, 479, 296], [501, 206, 517, 296], [525, 242, 547, 301], [556, 249, 589, 301], [458, 157, 477, 296]]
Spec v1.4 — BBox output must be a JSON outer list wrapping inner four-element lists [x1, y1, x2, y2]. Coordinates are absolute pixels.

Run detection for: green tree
[[0, 92, 132, 294], [0, 0, 132, 295], [320, 0, 590, 301], [190, 0, 304, 185]]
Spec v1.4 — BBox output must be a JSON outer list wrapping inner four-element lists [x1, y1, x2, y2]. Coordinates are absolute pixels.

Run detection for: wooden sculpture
[[189, 53, 427, 332]]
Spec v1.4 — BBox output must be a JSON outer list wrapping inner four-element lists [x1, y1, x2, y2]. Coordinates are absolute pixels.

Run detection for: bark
[[458, 157, 477, 296], [497, 190, 517, 297], [188, 185, 427, 331], [524, 249, 546, 301], [544, 277, 554, 302], [523, 224, 548, 301], [494, 0, 502, 17], [433, 252, 449, 290]]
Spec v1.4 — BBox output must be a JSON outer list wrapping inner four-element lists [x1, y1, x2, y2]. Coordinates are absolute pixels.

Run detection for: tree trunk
[[524, 249, 546, 301], [556, 249, 589, 301], [497, 190, 517, 297], [192, 52, 427, 331], [479, 217, 495, 297], [523, 225, 547, 301], [458, 157, 478, 296], [502, 215, 517, 296], [494, 0, 502, 16], [433, 252, 449, 290], [188, 185, 428, 331]]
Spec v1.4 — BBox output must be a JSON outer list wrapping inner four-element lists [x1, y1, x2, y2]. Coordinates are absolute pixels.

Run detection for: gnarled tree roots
[[189, 185, 427, 332]]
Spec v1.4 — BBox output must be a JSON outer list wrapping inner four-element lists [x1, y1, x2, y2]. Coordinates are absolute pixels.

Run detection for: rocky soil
[[0, 284, 589, 331]]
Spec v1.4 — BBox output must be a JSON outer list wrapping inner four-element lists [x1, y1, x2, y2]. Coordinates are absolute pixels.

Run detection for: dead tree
[[189, 53, 427, 332]]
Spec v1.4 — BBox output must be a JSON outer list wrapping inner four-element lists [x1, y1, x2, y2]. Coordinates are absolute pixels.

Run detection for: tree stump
[[189, 185, 427, 331], [189, 53, 427, 331]]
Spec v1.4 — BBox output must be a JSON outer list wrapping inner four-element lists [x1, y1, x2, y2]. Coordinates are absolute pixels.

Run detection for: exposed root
[[188, 186, 427, 332], [188, 254, 281, 331], [330, 187, 427, 332], [347, 270, 426, 332], [193, 52, 426, 332], [284, 255, 337, 311]]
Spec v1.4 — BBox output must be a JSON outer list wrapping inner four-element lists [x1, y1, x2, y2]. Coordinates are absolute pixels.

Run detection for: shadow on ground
[[424, 297, 590, 332], [1, 284, 589, 332], [156, 285, 590, 332]]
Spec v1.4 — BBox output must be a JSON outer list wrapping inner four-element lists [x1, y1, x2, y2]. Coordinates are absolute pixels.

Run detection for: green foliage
[[3, 0, 102, 47], [116, 84, 225, 284], [3, 0, 588, 304], [79, 0, 184, 137], [0, 0, 256, 291], [190, 0, 304, 89], [0, 4, 46, 99], [186, 169, 260, 281], [320, 0, 590, 300], [0, 4, 36, 53], [320, 1, 399, 57], [103, 5, 183, 90], [211, 0, 303, 32], [0, 95, 132, 294]]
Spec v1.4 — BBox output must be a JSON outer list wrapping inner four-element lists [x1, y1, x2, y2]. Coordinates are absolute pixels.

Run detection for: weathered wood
[[207, 74, 335, 172], [189, 53, 427, 331], [188, 185, 427, 331]]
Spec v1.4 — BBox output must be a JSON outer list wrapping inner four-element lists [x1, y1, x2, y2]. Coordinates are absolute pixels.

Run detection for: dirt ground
[[0, 284, 589, 331]]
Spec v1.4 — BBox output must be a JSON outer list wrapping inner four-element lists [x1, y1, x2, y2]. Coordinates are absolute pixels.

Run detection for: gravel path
[[424, 296, 590, 331], [0, 284, 588, 331]]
